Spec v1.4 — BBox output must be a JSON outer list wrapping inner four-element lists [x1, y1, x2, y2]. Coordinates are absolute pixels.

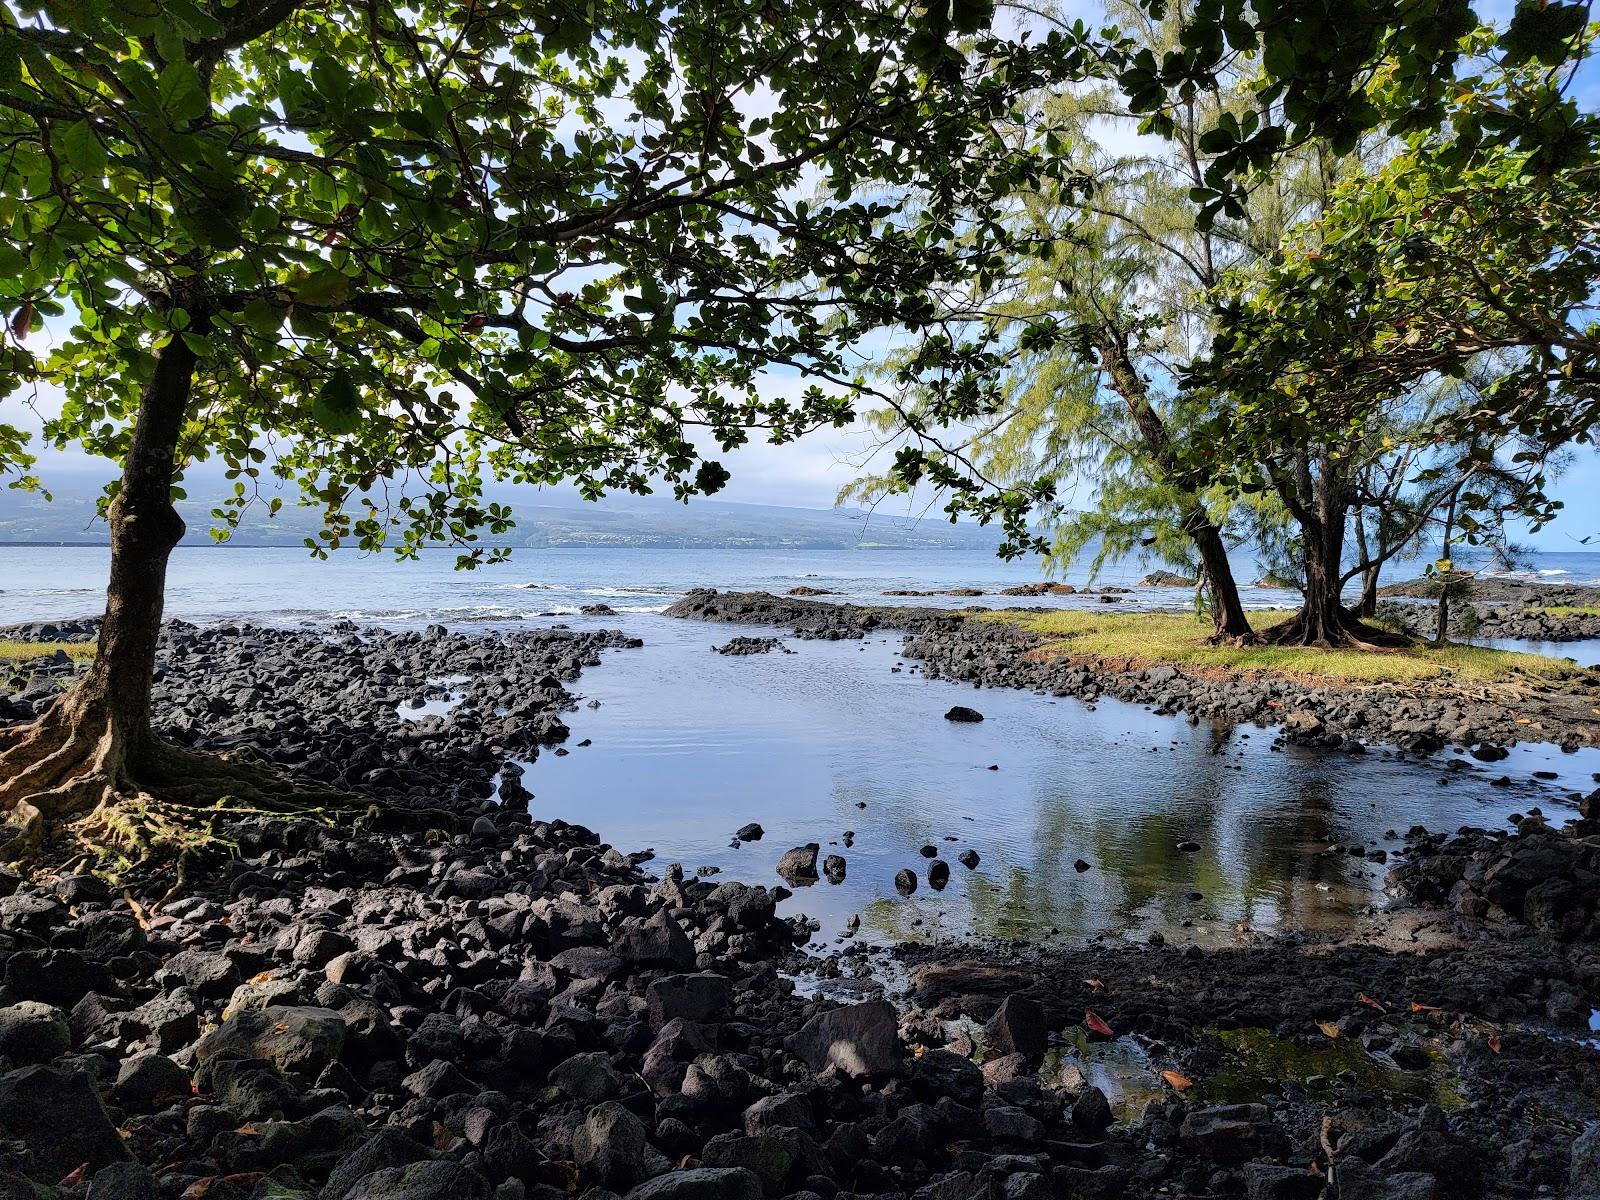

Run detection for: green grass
[[975, 609, 1584, 684], [0, 639, 95, 665], [1537, 605, 1600, 618]]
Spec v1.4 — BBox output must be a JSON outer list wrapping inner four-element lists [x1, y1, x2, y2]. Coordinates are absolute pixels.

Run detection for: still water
[[3, 544, 1598, 947]]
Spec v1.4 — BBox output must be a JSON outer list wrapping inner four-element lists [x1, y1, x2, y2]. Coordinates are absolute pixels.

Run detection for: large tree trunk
[[0, 327, 201, 856], [1181, 503, 1255, 641], [1095, 329, 1254, 642], [1262, 450, 1408, 649]]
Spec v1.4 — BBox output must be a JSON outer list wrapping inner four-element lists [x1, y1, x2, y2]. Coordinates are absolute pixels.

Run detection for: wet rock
[[786, 1000, 901, 1077], [0, 1064, 131, 1181], [775, 844, 819, 886], [927, 861, 949, 890], [944, 706, 984, 723], [984, 995, 1047, 1060], [958, 849, 980, 870], [1180, 1104, 1285, 1165], [894, 869, 917, 896], [733, 823, 764, 842], [822, 854, 846, 883], [715, 637, 787, 657]]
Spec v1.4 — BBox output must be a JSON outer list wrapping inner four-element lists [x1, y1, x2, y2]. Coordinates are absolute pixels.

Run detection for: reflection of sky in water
[[519, 615, 1600, 949]]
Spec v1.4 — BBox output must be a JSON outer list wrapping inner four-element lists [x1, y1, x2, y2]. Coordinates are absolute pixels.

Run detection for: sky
[[1, 0, 1597, 550]]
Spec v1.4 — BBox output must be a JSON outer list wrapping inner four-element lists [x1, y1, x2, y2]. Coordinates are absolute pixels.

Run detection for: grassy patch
[[1537, 605, 1600, 618], [975, 609, 1583, 684], [0, 639, 95, 666]]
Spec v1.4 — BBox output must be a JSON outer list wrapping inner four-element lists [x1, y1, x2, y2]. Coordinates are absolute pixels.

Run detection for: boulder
[[338, 1160, 490, 1200], [323, 1129, 429, 1200], [786, 1000, 902, 1077], [1243, 1163, 1325, 1200], [944, 706, 984, 723], [1180, 1104, 1284, 1165], [0, 1064, 131, 1181], [86, 1162, 157, 1200], [196, 1005, 346, 1076], [984, 994, 1047, 1060], [647, 974, 730, 1026], [0, 1002, 70, 1064], [113, 1054, 191, 1110], [573, 1101, 648, 1187], [775, 844, 819, 886], [1570, 1123, 1600, 1200], [623, 1168, 762, 1200]]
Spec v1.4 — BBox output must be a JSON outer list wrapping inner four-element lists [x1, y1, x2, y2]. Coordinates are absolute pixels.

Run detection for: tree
[[849, 0, 1402, 641], [1188, 37, 1597, 644], [0, 0, 1093, 861]]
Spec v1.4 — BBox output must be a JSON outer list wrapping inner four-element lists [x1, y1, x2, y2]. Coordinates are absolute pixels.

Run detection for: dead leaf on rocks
[[1160, 1069, 1193, 1091], [1084, 1009, 1113, 1038], [1357, 992, 1385, 1012], [1316, 1020, 1341, 1039]]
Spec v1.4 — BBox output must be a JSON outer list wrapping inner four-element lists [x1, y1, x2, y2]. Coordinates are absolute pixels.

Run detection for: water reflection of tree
[[950, 723, 1380, 942]]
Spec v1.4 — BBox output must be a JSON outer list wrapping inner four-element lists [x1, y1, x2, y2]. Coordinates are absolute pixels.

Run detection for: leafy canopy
[[1190, 33, 1600, 527], [0, 0, 1091, 558]]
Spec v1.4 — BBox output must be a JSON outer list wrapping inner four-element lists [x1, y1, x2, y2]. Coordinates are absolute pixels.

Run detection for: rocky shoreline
[[664, 590, 1600, 754], [1377, 578, 1600, 645], [1, 615, 1598, 1198]]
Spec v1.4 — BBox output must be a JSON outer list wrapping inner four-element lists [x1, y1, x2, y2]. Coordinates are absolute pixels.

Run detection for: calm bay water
[[3, 543, 1598, 948]]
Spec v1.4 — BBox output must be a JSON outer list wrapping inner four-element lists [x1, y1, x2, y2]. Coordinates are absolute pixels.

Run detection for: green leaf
[[158, 60, 209, 123], [1502, 0, 1588, 65], [311, 369, 362, 435], [241, 297, 283, 335], [57, 120, 107, 176], [694, 459, 730, 494], [293, 268, 353, 307]]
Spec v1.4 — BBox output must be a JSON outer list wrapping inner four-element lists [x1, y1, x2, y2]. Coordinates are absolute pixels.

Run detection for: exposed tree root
[[0, 701, 363, 883], [1259, 607, 1414, 651], [1206, 630, 1262, 648]]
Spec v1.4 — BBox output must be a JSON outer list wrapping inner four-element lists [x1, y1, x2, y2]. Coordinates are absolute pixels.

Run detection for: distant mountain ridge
[[0, 468, 1006, 551]]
